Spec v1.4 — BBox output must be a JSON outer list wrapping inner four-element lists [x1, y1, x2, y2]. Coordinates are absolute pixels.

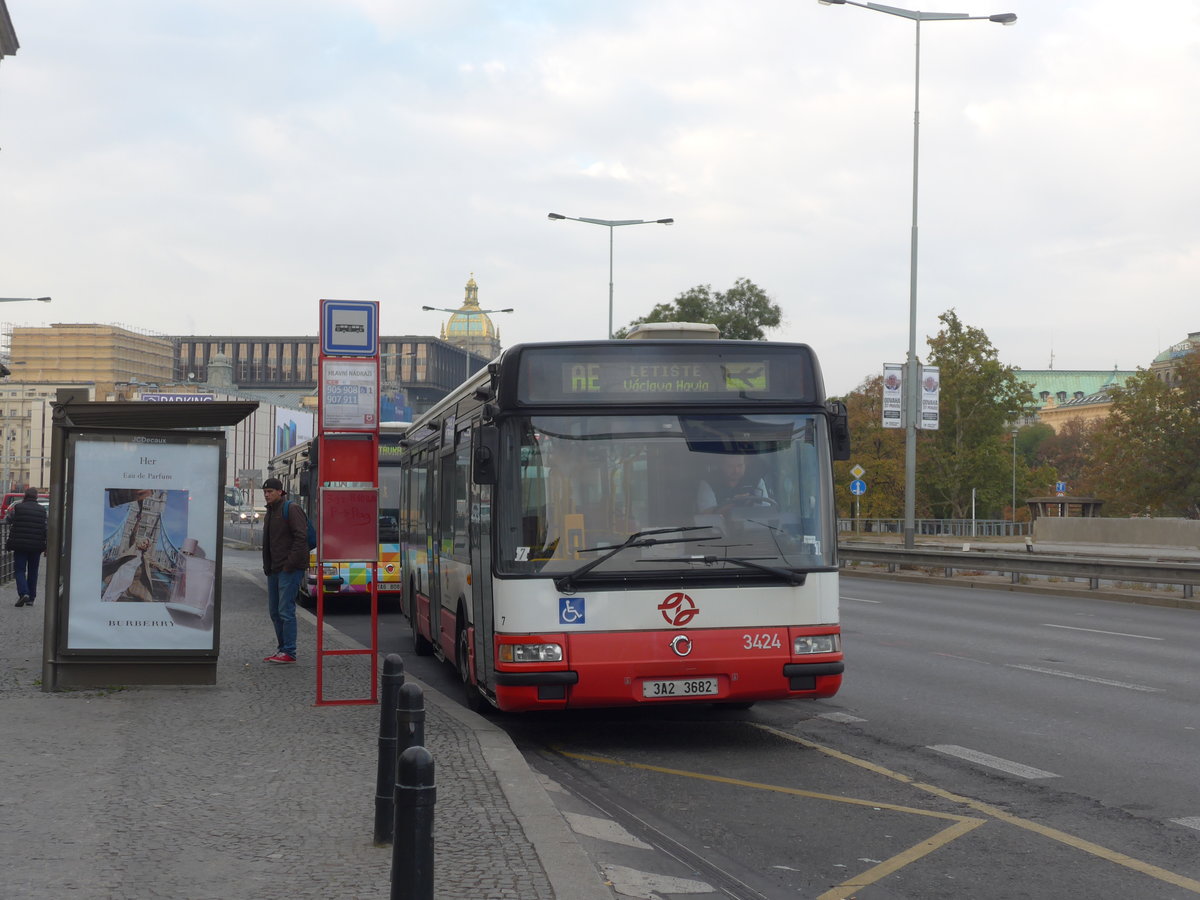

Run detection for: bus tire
[[457, 627, 488, 714]]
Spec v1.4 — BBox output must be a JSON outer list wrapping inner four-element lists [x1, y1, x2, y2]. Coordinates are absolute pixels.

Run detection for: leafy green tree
[[832, 375, 905, 521], [617, 278, 782, 340], [1088, 351, 1200, 517], [1034, 418, 1098, 494], [921, 310, 1036, 519]]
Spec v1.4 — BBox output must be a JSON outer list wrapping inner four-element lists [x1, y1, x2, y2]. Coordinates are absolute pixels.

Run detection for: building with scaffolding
[[5, 322, 176, 395]]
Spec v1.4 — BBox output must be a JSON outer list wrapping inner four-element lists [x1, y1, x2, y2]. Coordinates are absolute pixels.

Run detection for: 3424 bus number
[[743, 632, 782, 650]]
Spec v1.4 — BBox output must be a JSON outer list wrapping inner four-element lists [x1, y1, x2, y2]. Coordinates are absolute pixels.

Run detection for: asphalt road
[[315, 569, 1200, 899]]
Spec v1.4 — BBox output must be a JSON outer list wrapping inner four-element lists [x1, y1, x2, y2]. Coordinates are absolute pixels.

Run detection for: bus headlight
[[499, 643, 563, 663], [794, 634, 840, 655]]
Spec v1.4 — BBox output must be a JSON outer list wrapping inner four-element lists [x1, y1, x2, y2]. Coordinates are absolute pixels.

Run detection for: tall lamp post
[[1011, 428, 1019, 529], [421, 305, 513, 386], [547, 213, 673, 339], [818, 0, 1015, 549]]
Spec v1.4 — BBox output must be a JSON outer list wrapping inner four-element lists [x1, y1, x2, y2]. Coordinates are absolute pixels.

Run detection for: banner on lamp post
[[920, 365, 940, 431], [882, 363, 903, 429]]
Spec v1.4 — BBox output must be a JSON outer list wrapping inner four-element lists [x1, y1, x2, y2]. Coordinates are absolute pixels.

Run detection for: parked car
[[1, 491, 49, 519]]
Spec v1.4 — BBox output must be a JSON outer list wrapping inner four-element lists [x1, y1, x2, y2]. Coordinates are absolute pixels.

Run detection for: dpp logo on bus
[[657, 592, 699, 627]]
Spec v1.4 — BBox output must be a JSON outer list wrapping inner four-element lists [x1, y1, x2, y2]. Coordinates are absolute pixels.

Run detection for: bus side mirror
[[473, 425, 500, 485], [827, 400, 851, 461]]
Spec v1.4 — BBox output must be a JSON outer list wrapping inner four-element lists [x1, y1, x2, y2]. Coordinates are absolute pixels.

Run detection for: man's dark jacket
[[262, 496, 310, 575], [7, 498, 48, 553]]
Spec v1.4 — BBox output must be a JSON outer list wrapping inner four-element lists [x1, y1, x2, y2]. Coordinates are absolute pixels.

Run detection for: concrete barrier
[[1034, 517, 1200, 550]]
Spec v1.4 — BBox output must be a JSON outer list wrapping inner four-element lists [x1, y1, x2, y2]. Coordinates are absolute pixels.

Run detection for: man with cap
[[260, 477, 310, 664]]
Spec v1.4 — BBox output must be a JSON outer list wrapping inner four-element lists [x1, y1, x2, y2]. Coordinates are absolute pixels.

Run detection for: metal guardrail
[[0, 520, 12, 586], [839, 518, 1031, 537], [839, 544, 1200, 599], [224, 521, 262, 549]]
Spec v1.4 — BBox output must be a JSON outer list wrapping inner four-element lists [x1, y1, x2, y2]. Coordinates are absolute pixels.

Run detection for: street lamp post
[[818, 0, 1015, 549], [547, 213, 674, 339], [1011, 427, 1019, 529], [421, 305, 513, 386]]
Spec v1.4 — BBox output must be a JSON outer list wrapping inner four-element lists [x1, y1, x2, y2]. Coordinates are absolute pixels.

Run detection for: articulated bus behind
[[399, 341, 851, 712], [268, 423, 408, 605]]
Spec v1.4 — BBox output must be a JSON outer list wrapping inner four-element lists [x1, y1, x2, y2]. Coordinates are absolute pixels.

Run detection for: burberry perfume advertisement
[[65, 433, 222, 652]]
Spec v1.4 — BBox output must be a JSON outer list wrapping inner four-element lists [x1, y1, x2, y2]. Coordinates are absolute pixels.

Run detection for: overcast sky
[[1, 0, 1196, 395]]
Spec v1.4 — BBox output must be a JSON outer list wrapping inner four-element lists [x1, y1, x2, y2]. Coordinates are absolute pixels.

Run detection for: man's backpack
[[283, 499, 318, 551]]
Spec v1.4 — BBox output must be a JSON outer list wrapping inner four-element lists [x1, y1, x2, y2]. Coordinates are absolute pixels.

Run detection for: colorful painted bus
[[268, 422, 408, 605], [398, 340, 850, 712]]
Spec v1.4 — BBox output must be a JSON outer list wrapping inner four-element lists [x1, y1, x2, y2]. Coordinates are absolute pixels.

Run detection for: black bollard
[[374, 653, 406, 845], [396, 681, 425, 754], [391, 745, 436, 900]]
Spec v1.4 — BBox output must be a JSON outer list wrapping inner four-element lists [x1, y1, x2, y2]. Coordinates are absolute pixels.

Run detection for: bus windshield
[[496, 413, 835, 580]]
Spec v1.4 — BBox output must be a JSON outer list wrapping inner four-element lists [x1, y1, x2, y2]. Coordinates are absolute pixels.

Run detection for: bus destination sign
[[514, 344, 818, 405], [564, 360, 768, 395]]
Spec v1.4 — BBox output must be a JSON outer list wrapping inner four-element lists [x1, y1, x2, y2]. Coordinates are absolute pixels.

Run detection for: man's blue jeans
[[266, 569, 303, 657], [13, 550, 41, 601]]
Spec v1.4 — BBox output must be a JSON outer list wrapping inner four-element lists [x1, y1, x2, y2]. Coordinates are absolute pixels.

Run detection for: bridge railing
[[838, 543, 1200, 600], [838, 518, 1031, 537]]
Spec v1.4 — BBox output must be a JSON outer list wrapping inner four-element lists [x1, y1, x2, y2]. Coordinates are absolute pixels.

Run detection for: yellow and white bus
[[267, 422, 408, 605]]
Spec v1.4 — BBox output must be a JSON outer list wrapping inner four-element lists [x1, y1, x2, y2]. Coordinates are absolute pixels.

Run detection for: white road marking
[[819, 712, 867, 724], [928, 745, 1060, 779], [563, 812, 653, 849], [601, 864, 716, 898], [934, 652, 991, 664], [1008, 664, 1162, 693], [1171, 817, 1200, 832], [842, 595, 882, 603], [1042, 623, 1163, 640]]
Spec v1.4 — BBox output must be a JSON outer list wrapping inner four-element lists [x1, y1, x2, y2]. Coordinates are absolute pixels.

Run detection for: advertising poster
[[65, 433, 222, 652], [920, 365, 941, 431], [882, 363, 903, 429], [321, 359, 379, 429], [274, 406, 315, 456]]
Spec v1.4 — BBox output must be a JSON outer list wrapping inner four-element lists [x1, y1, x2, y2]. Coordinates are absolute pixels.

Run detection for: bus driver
[[695, 455, 772, 517]]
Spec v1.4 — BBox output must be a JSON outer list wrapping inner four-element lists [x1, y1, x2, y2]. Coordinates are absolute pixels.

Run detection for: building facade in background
[[11, 323, 176, 391]]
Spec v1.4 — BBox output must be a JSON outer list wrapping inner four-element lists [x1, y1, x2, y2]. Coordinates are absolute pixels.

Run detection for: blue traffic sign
[[850, 479, 867, 496], [1055, 481, 1067, 494], [321, 299, 379, 357]]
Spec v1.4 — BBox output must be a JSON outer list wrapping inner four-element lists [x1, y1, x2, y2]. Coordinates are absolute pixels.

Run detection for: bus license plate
[[642, 677, 719, 699]]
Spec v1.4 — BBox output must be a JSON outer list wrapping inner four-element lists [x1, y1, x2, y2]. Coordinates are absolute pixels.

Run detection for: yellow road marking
[[559, 750, 972, 821], [754, 724, 1200, 895], [817, 817, 985, 900], [558, 749, 987, 897]]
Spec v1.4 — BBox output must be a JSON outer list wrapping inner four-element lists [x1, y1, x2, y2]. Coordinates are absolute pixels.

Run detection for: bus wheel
[[457, 628, 487, 714]]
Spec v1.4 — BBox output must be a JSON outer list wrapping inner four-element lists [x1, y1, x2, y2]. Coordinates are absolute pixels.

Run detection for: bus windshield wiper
[[554, 526, 719, 593], [648, 554, 807, 585]]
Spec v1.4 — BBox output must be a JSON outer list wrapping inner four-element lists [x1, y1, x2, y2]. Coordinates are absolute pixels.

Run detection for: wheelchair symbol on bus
[[559, 597, 586, 625]]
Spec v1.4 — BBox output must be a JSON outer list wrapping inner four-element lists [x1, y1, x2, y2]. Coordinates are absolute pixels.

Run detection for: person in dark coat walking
[[7, 487, 48, 607], [260, 477, 310, 663]]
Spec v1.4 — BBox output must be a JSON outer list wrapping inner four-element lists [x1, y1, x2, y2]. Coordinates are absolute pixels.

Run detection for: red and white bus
[[398, 339, 850, 712]]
